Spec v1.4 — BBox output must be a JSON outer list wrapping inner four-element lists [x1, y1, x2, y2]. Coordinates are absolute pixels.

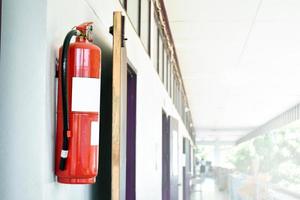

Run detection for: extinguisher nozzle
[[59, 158, 67, 170], [59, 149, 68, 170]]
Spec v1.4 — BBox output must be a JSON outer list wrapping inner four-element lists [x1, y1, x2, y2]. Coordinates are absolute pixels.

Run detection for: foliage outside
[[229, 126, 300, 192]]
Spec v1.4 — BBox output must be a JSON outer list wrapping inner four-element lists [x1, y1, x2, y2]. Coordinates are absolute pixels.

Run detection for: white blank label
[[72, 77, 100, 112], [91, 121, 99, 145]]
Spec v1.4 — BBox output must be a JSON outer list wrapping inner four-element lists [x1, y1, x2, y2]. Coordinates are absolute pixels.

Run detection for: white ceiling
[[164, 0, 300, 142]]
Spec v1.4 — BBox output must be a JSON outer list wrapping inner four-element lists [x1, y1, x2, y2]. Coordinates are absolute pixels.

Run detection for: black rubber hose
[[59, 29, 79, 170]]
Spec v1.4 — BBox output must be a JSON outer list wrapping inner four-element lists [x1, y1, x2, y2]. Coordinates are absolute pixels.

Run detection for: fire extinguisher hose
[[59, 29, 81, 170]]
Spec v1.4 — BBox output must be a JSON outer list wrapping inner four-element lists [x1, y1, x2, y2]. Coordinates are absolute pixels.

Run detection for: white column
[[214, 140, 220, 167]]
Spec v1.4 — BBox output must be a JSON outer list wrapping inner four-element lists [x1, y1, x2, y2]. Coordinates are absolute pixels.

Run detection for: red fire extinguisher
[[55, 22, 101, 184]]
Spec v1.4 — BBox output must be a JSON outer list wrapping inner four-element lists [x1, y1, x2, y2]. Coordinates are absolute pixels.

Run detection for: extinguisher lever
[[76, 22, 93, 42], [59, 29, 81, 171]]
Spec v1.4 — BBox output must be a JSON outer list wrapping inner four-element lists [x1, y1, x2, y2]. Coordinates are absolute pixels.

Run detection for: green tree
[[229, 144, 253, 173]]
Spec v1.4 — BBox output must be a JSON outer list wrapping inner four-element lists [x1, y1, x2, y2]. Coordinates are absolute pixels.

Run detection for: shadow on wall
[[90, 33, 113, 200]]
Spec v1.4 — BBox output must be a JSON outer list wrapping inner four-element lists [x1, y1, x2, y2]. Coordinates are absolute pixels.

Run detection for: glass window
[[178, 85, 182, 111], [178, 89, 180, 111], [163, 50, 167, 87], [166, 55, 169, 91], [127, 0, 140, 33], [119, 0, 126, 8], [172, 75, 175, 103], [140, 0, 151, 54], [169, 64, 172, 96], [152, 23, 158, 69], [159, 35, 163, 80], [182, 96, 184, 117], [175, 82, 178, 108], [175, 80, 178, 108], [157, 29, 160, 73], [177, 87, 180, 110], [181, 95, 184, 117], [162, 48, 166, 83], [170, 69, 174, 99], [173, 78, 176, 103], [177, 85, 179, 110]]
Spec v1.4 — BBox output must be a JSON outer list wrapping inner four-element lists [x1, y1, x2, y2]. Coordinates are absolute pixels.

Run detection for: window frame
[[139, 0, 151, 55]]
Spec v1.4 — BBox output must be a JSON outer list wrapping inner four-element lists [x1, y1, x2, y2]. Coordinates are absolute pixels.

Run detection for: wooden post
[[111, 11, 127, 200]]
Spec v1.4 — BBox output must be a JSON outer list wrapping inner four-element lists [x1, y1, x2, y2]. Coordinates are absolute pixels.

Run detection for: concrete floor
[[190, 178, 229, 200]]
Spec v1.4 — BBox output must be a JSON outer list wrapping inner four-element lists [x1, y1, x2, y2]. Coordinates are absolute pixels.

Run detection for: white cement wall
[[0, 0, 191, 199], [0, 0, 48, 199]]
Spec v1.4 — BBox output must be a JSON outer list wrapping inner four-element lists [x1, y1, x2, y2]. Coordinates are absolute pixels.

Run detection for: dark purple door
[[183, 138, 191, 200], [162, 111, 170, 200], [170, 117, 179, 200], [126, 67, 137, 200]]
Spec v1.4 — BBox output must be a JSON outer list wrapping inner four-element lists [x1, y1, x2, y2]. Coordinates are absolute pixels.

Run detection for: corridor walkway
[[190, 177, 228, 200]]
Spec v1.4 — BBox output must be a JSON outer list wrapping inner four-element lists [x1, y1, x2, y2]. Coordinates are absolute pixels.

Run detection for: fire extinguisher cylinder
[[55, 22, 101, 184]]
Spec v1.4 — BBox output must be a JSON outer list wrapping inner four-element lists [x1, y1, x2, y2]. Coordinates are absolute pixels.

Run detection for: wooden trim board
[[112, 11, 122, 200], [111, 11, 127, 200]]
